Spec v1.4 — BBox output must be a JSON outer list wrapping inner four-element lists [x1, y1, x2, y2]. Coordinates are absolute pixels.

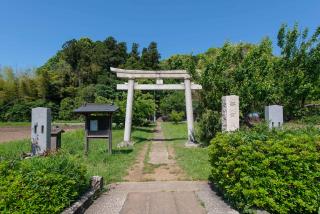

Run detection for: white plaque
[[90, 120, 98, 131], [265, 105, 283, 129]]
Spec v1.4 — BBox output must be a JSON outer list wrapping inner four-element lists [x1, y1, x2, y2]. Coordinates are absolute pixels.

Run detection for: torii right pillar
[[184, 78, 196, 146]]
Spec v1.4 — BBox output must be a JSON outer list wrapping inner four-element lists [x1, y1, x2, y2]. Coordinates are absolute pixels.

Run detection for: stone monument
[[31, 107, 51, 155], [222, 95, 239, 132], [265, 105, 283, 129]]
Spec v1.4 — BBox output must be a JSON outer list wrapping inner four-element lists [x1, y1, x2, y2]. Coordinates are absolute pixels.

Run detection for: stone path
[[85, 122, 238, 214], [148, 124, 170, 164], [124, 122, 185, 182]]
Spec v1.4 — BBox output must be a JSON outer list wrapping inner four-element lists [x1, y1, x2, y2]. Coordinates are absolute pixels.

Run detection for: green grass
[[0, 121, 84, 127], [161, 122, 211, 180], [0, 121, 31, 127], [0, 126, 154, 185], [285, 115, 320, 129], [0, 138, 30, 159]]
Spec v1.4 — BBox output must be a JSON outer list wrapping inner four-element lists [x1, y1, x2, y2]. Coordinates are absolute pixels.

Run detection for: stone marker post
[[222, 95, 239, 132], [31, 107, 51, 155], [265, 105, 283, 129]]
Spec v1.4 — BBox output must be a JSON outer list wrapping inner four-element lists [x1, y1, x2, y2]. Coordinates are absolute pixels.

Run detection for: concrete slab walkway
[[85, 122, 238, 214], [85, 181, 238, 214]]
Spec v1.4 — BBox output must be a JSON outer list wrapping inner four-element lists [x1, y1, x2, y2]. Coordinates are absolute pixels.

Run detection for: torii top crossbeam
[[110, 67, 190, 79]]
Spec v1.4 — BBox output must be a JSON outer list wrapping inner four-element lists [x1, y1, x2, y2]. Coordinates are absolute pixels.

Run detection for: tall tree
[[62, 39, 81, 86], [141, 42, 160, 69], [277, 23, 320, 117], [125, 43, 141, 69]]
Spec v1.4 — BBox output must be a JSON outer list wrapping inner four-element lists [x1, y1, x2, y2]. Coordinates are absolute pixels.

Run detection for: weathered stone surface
[[120, 191, 206, 214], [111, 67, 191, 79], [117, 83, 202, 90], [85, 181, 239, 214], [91, 176, 104, 191], [31, 107, 51, 155], [265, 105, 283, 129], [222, 95, 239, 132], [123, 79, 135, 144]]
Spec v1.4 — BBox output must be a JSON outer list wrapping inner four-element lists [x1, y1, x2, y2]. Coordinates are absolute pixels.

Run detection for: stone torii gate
[[111, 67, 202, 146]]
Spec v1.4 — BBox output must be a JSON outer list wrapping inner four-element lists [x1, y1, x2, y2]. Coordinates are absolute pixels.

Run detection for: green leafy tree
[[59, 97, 76, 120], [199, 40, 277, 141], [160, 91, 185, 116], [277, 23, 320, 118]]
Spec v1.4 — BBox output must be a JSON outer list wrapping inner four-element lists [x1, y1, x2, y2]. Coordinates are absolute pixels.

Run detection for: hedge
[[0, 154, 88, 213], [209, 125, 320, 214]]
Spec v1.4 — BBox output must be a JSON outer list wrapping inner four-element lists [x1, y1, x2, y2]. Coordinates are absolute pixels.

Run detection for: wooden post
[[85, 115, 89, 155], [108, 114, 112, 154]]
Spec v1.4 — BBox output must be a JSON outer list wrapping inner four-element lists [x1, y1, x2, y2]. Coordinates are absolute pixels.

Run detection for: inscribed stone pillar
[[31, 107, 51, 155], [123, 79, 135, 145], [265, 105, 283, 129], [222, 95, 239, 132], [184, 78, 195, 143]]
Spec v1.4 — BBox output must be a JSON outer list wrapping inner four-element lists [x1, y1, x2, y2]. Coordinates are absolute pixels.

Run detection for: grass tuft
[[161, 122, 211, 180]]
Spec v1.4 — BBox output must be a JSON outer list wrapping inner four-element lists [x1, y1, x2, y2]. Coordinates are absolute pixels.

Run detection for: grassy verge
[[0, 121, 84, 127], [0, 126, 154, 185], [161, 122, 211, 180], [0, 121, 31, 127], [284, 115, 320, 129]]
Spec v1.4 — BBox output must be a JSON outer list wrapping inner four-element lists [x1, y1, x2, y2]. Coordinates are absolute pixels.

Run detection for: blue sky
[[0, 0, 319, 70]]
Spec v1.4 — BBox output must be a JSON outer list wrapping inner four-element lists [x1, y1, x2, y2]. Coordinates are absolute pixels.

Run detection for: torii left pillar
[[123, 79, 134, 145]]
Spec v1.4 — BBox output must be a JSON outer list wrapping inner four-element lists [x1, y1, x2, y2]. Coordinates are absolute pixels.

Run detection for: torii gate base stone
[[111, 67, 202, 147]]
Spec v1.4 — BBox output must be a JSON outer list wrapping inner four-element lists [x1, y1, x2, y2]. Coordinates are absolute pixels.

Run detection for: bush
[[196, 109, 221, 146], [2, 99, 59, 122], [160, 92, 185, 116], [169, 110, 184, 124], [0, 154, 88, 213], [209, 125, 320, 213], [132, 92, 155, 126]]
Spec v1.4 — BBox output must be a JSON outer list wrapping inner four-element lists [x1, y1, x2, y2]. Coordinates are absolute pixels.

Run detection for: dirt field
[[0, 125, 82, 144]]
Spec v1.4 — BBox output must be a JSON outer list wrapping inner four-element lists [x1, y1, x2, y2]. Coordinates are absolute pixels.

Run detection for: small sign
[[90, 120, 98, 131]]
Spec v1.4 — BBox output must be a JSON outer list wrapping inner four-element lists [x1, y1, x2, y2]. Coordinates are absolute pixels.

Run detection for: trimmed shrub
[[0, 154, 88, 213], [169, 110, 184, 124], [209, 125, 320, 213]]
